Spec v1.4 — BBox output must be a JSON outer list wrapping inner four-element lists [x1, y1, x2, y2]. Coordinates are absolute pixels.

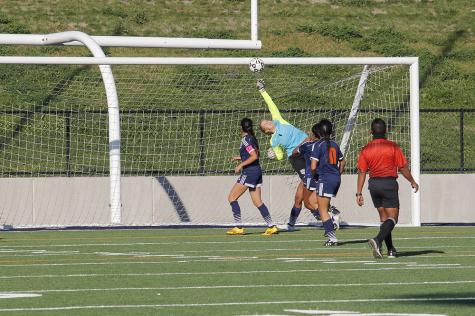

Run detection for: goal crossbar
[[0, 56, 418, 65]]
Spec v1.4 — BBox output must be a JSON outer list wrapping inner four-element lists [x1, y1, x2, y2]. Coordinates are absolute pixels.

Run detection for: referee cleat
[[368, 238, 383, 258], [387, 248, 398, 258], [277, 223, 297, 232], [324, 239, 338, 247], [262, 225, 279, 236], [226, 227, 245, 235]]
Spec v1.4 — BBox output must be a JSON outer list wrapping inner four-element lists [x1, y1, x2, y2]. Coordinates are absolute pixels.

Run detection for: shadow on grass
[[397, 250, 445, 257], [395, 292, 475, 307], [338, 239, 368, 246]]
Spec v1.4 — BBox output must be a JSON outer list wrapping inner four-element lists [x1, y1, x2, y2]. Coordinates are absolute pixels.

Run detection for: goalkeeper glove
[[256, 79, 265, 91], [267, 147, 276, 159]]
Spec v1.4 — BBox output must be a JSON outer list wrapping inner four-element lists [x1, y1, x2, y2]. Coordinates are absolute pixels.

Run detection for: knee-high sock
[[380, 222, 394, 250], [230, 201, 241, 227], [288, 207, 302, 226], [323, 219, 337, 242], [258, 203, 273, 226], [375, 218, 396, 245], [310, 208, 321, 220], [385, 233, 394, 249]]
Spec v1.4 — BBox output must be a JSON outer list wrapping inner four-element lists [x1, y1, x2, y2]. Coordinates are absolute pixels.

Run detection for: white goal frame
[[0, 55, 420, 227]]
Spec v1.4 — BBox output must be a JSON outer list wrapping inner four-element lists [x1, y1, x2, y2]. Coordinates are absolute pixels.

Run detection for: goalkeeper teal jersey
[[259, 89, 307, 158], [271, 120, 308, 158]]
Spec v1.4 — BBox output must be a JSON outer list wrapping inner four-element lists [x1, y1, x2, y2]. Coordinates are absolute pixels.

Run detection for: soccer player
[[292, 123, 321, 220], [310, 119, 346, 246], [227, 118, 278, 236], [256, 79, 324, 231], [356, 118, 419, 258]]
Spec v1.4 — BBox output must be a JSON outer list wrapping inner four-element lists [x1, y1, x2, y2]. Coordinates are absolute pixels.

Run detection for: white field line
[[1, 265, 475, 279], [1, 236, 475, 249], [284, 310, 446, 316], [5, 280, 475, 293], [0, 245, 473, 258], [0, 297, 474, 312], [1, 253, 475, 268], [323, 261, 376, 264]]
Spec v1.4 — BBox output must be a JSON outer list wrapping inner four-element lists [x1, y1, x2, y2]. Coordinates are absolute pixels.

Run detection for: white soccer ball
[[267, 147, 276, 159], [249, 58, 264, 73]]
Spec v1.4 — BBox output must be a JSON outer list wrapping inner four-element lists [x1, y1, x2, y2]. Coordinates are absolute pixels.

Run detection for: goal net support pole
[[410, 60, 421, 226], [0, 31, 123, 224], [340, 65, 370, 156], [42, 32, 122, 225]]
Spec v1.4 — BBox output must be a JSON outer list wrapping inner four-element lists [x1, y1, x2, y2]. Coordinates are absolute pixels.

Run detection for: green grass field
[[0, 226, 474, 315]]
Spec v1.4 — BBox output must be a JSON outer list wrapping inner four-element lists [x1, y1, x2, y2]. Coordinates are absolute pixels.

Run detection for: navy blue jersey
[[239, 135, 260, 168], [310, 140, 343, 179], [298, 140, 319, 180]]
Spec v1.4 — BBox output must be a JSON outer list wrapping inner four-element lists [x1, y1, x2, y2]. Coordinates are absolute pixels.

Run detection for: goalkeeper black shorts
[[289, 153, 306, 181]]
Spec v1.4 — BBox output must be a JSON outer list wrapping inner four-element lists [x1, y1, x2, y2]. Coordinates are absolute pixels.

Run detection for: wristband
[[355, 192, 363, 196]]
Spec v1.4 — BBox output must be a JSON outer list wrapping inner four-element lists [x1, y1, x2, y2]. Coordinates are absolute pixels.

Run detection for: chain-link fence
[[420, 109, 475, 173], [0, 108, 473, 176]]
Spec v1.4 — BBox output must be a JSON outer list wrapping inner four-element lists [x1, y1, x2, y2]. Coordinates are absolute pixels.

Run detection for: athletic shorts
[[289, 153, 306, 181], [304, 177, 317, 191], [237, 168, 263, 189], [368, 177, 399, 208], [316, 178, 341, 198]]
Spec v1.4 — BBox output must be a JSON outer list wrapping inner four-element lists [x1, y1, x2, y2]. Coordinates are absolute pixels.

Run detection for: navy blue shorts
[[304, 177, 317, 191], [289, 154, 306, 181], [316, 178, 341, 198], [237, 168, 263, 189]]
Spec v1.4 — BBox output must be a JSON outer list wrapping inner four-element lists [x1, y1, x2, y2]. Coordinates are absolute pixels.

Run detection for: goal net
[[0, 59, 418, 228]]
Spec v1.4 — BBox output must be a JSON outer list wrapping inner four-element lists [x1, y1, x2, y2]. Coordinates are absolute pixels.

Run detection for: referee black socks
[[375, 218, 396, 245]]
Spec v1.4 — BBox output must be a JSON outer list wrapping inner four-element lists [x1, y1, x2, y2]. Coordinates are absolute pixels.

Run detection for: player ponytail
[[241, 117, 259, 151], [318, 119, 334, 164]]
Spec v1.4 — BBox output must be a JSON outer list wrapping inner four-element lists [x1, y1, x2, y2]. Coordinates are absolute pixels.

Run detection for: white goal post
[[0, 55, 420, 228]]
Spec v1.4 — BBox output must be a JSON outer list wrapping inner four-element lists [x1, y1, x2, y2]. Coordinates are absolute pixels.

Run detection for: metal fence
[[0, 108, 473, 176], [420, 109, 475, 173]]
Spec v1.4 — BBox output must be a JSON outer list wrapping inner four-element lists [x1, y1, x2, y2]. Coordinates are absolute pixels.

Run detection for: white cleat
[[329, 206, 341, 230], [277, 223, 297, 232]]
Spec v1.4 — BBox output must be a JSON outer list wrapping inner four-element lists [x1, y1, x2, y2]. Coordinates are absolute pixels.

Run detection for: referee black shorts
[[368, 177, 399, 209], [288, 153, 306, 181]]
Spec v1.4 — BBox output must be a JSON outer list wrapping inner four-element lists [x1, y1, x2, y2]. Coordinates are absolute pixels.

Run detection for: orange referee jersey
[[357, 138, 407, 178]]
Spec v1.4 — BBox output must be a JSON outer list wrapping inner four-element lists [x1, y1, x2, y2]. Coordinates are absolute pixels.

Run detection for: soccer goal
[[0, 56, 420, 229]]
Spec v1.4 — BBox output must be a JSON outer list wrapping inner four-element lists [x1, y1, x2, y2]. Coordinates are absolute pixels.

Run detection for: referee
[[356, 118, 419, 258]]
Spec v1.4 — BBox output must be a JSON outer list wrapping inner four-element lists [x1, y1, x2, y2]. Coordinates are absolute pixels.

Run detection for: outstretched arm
[[257, 80, 289, 125]]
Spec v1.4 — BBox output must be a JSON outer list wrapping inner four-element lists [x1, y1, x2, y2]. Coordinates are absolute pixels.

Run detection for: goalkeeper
[[257, 79, 320, 231]]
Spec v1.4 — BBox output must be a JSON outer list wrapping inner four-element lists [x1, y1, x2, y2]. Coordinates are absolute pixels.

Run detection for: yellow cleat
[[226, 227, 245, 235], [262, 225, 279, 236]]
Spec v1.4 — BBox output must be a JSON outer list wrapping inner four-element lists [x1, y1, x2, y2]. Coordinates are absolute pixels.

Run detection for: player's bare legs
[[294, 181, 304, 208], [316, 196, 331, 222], [304, 187, 320, 221], [228, 183, 248, 203], [226, 183, 249, 234], [249, 186, 263, 207]]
